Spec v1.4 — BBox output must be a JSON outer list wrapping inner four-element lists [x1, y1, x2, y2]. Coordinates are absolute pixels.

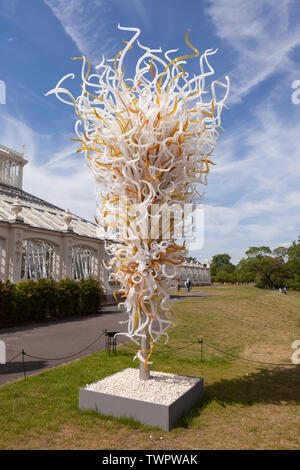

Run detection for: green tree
[[286, 236, 300, 290], [287, 236, 300, 273], [211, 253, 233, 276], [243, 246, 288, 289], [245, 246, 272, 259], [214, 269, 236, 283], [234, 258, 255, 283], [272, 246, 288, 261]]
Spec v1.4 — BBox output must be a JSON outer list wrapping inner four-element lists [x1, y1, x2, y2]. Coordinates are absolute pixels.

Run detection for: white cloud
[[206, 0, 300, 103], [190, 95, 300, 262], [44, 0, 119, 65], [2, 0, 300, 264], [24, 158, 97, 220], [45, 143, 79, 169], [191, 197, 300, 263], [0, 113, 38, 158], [0, 112, 97, 221]]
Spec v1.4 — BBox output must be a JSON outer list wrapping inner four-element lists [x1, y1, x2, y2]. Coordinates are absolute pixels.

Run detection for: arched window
[[21, 239, 56, 280], [72, 246, 95, 280]]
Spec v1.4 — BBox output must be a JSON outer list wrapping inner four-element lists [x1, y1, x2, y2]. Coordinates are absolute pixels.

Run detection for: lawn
[[0, 286, 299, 450]]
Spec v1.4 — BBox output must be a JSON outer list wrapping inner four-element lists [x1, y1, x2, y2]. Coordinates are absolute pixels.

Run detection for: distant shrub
[[286, 275, 300, 291], [14, 280, 40, 322], [79, 276, 103, 315], [0, 280, 16, 325], [36, 278, 57, 317], [0, 277, 103, 327], [55, 278, 81, 317]]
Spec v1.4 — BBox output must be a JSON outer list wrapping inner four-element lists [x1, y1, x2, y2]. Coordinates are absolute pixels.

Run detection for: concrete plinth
[[79, 368, 204, 431]]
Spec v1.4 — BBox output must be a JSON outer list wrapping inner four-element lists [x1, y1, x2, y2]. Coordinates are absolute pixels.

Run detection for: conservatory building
[[0, 144, 210, 291], [178, 261, 211, 286], [0, 144, 112, 295]]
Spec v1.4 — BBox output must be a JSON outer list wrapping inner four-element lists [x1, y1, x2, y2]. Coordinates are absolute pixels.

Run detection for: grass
[[0, 285, 300, 450]]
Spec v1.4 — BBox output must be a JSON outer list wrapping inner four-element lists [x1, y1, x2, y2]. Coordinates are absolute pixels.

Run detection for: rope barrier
[[1, 351, 22, 365], [123, 340, 200, 354], [1, 335, 298, 374], [202, 340, 299, 367], [0, 330, 106, 368], [23, 330, 106, 362], [155, 340, 200, 354], [124, 338, 299, 367]]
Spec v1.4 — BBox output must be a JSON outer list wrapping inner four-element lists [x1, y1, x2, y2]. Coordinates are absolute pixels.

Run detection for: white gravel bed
[[84, 368, 199, 406]]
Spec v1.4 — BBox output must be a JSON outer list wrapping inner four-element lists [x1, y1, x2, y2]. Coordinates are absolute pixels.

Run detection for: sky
[[0, 0, 300, 264]]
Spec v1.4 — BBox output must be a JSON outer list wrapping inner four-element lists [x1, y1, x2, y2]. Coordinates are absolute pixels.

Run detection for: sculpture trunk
[[139, 330, 150, 380]]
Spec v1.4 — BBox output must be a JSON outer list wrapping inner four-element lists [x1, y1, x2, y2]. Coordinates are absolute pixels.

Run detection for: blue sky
[[1, 0, 300, 263]]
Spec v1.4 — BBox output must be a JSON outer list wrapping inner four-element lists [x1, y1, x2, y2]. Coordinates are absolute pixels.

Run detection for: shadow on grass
[[177, 365, 300, 428], [0, 360, 47, 376], [170, 293, 215, 300]]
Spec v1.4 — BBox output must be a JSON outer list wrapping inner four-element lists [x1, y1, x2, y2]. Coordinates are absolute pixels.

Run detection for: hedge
[[0, 277, 103, 327]]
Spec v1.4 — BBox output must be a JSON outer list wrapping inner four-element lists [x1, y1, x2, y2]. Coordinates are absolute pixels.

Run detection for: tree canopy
[[210, 253, 235, 276], [210, 236, 300, 290]]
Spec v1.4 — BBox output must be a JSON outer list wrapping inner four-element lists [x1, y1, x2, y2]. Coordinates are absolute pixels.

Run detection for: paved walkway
[[0, 292, 213, 386], [0, 303, 128, 386]]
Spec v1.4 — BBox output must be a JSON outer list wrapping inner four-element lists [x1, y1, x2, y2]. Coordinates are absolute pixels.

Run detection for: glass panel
[[0, 159, 21, 188], [72, 246, 95, 280], [21, 239, 56, 280]]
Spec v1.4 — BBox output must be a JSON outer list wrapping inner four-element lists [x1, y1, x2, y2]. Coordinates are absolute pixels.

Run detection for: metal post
[[22, 349, 26, 379], [105, 331, 117, 356]]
